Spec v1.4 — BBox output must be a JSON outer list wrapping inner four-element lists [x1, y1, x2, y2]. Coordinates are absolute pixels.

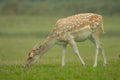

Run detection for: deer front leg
[[69, 39, 85, 66], [62, 45, 67, 67]]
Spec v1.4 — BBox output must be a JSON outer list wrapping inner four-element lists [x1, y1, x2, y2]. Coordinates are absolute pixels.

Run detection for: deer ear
[[33, 44, 39, 50]]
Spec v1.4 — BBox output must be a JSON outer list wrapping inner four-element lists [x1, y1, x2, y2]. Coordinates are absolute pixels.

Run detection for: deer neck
[[40, 37, 56, 55]]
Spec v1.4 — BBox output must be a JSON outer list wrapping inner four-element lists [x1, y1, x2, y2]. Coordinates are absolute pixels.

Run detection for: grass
[[0, 15, 120, 80], [0, 61, 119, 80]]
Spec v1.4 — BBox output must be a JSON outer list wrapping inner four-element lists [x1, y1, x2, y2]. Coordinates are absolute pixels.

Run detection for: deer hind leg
[[62, 44, 67, 67], [68, 38, 85, 66], [90, 34, 106, 67], [99, 42, 107, 66], [89, 34, 100, 67]]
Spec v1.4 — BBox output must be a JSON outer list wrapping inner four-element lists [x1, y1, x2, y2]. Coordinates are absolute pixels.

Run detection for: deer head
[[24, 44, 41, 67]]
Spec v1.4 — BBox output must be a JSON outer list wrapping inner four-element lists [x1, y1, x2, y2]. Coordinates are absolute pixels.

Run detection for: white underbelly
[[71, 27, 92, 42], [56, 25, 92, 45]]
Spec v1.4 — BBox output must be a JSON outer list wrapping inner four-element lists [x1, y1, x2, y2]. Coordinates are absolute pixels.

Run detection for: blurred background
[[0, 0, 120, 16]]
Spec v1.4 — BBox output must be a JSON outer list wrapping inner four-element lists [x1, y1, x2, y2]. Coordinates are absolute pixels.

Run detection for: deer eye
[[27, 57, 33, 60]]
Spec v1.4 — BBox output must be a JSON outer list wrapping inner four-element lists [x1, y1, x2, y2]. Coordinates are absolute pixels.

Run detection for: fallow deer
[[25, 13, 107, 68]]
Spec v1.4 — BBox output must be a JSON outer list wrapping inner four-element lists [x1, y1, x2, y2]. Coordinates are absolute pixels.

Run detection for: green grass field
[[0, 15, 120, 80]]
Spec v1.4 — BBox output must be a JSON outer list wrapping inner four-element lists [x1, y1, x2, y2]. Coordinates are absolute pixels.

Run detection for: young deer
[[25, 13, 107, 67]]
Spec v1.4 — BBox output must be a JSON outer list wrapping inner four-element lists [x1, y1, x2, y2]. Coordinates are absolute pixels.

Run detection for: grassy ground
[[0, 15, 120, 80]]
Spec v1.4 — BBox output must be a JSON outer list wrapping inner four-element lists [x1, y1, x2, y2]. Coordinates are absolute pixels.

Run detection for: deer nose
[[24, 63, 31, 68], [24, 64, 28, 68], [24, 60, 31, 68]]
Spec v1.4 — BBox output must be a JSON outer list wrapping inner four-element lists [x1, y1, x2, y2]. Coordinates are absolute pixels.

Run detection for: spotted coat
[[49, 13, 104, 40]]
